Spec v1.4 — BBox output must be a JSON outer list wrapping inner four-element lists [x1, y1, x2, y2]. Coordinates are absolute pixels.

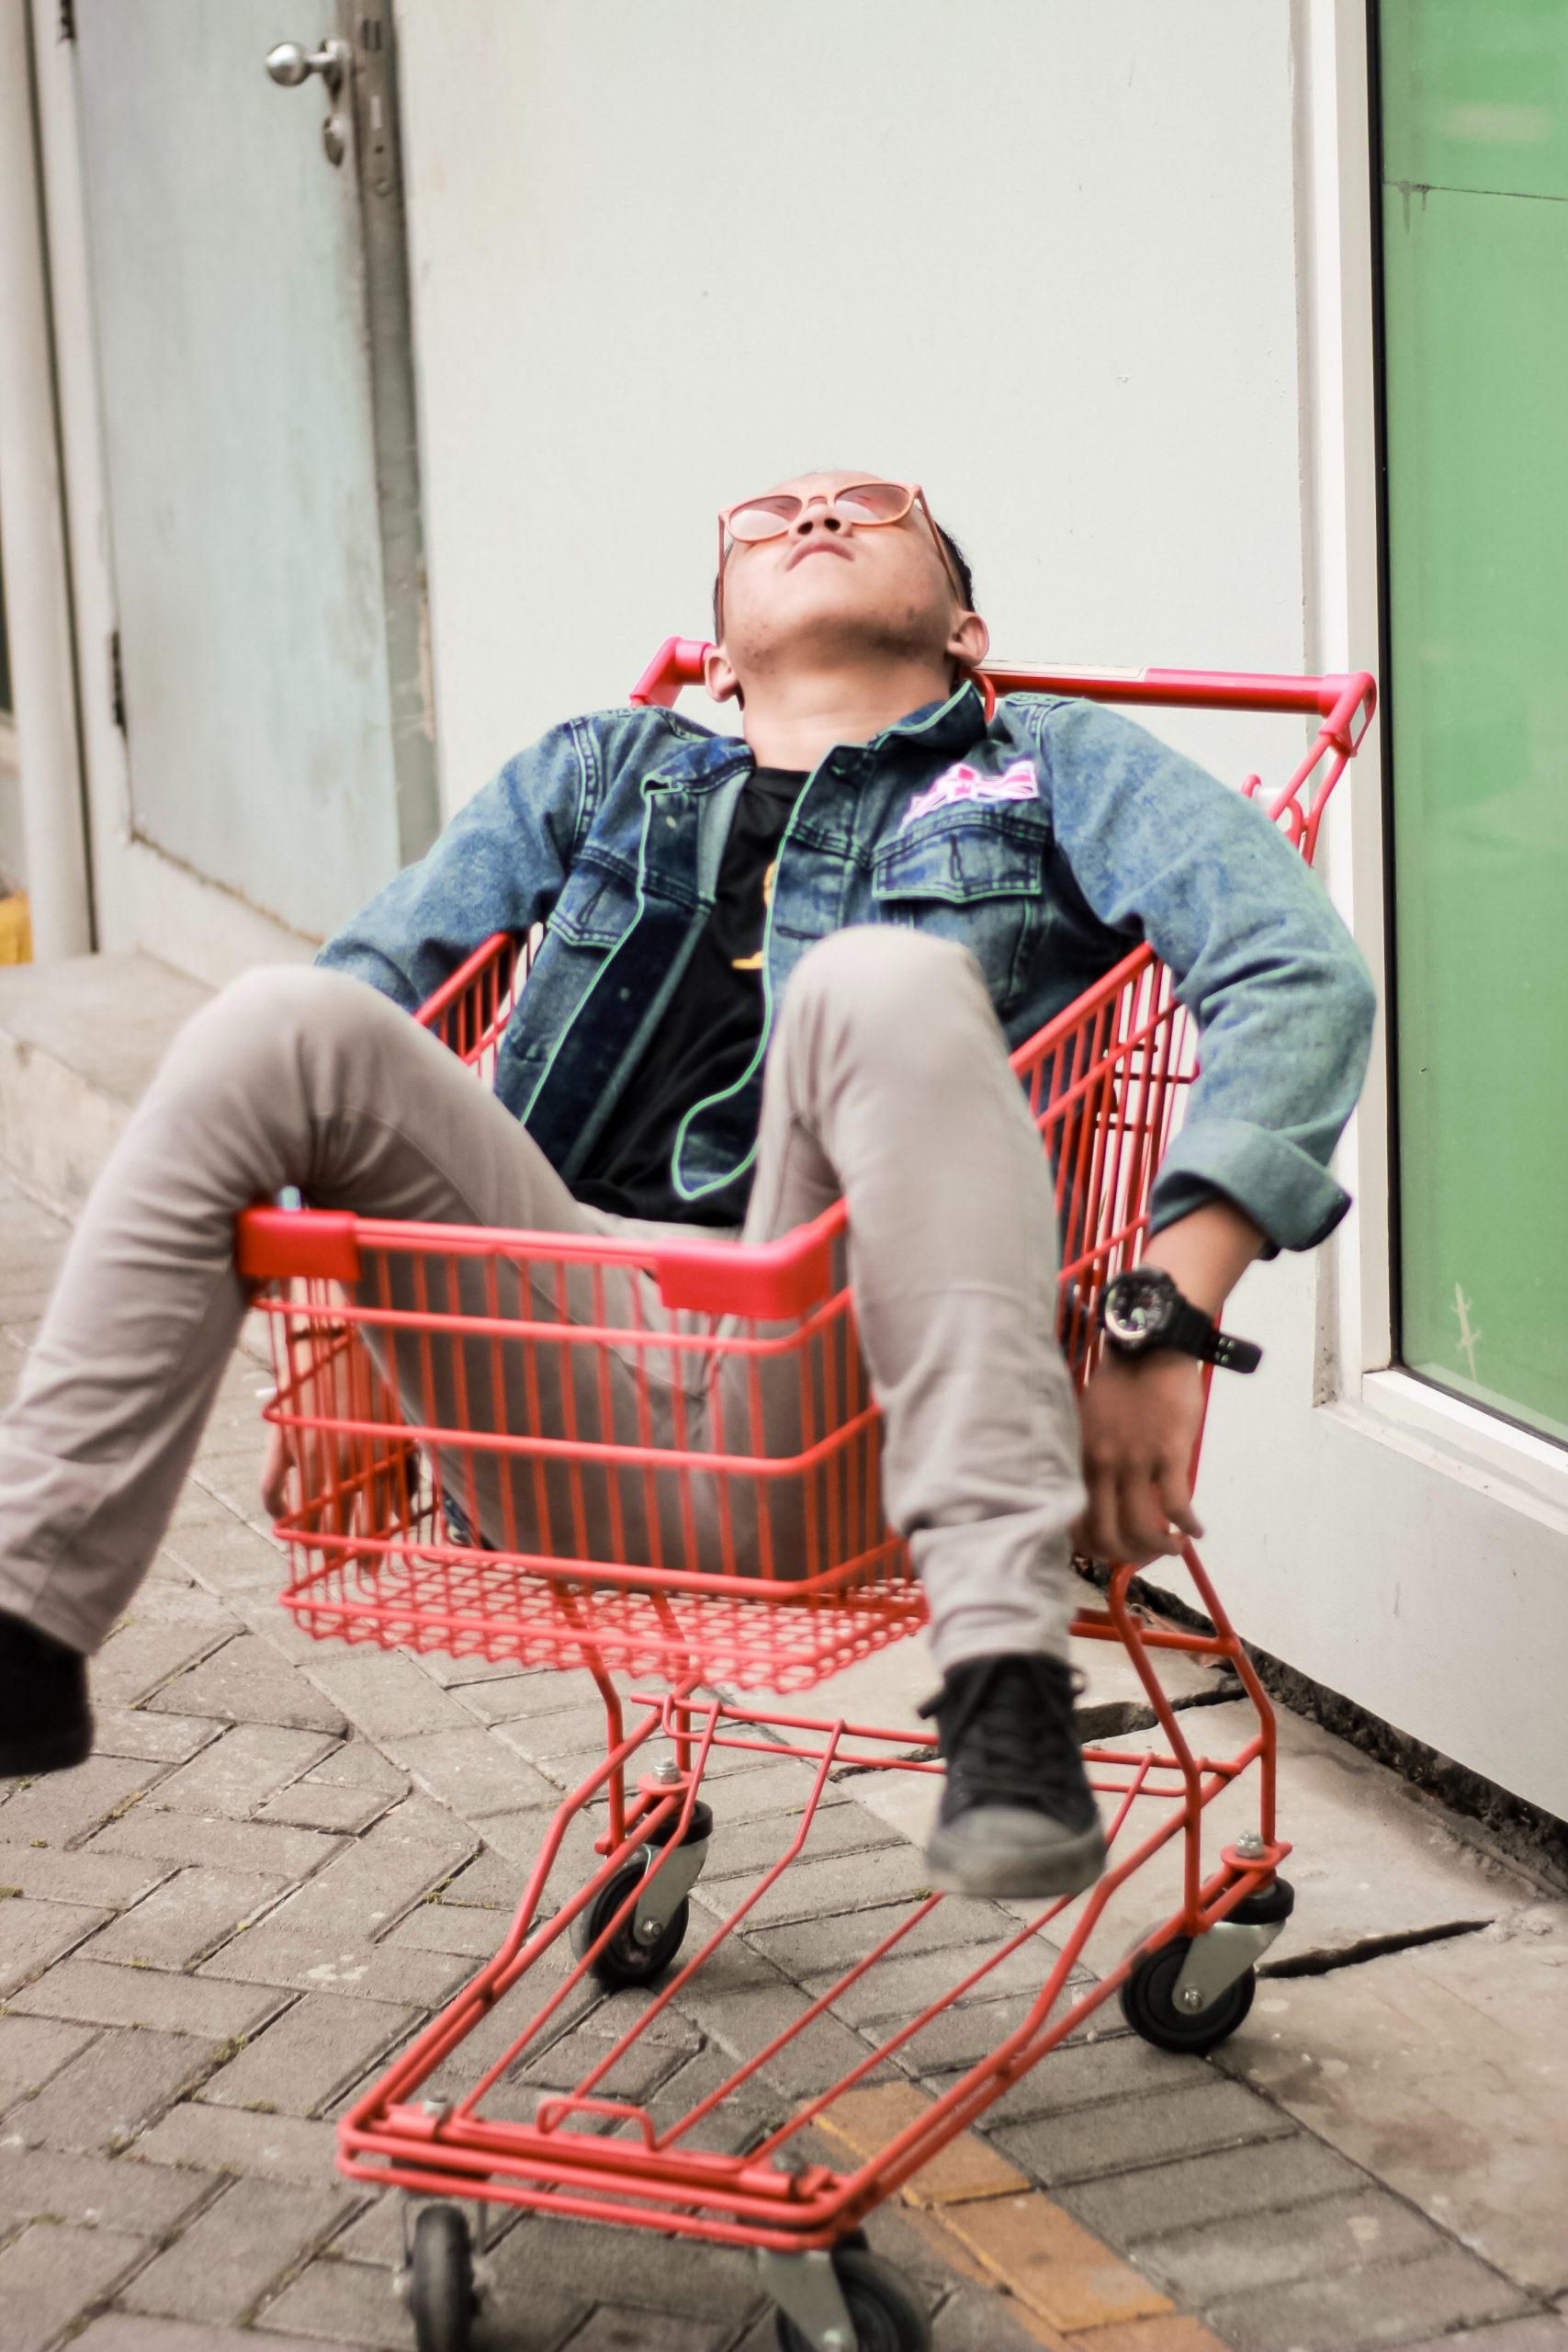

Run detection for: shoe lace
[[920, 1657, 1087, 1805]]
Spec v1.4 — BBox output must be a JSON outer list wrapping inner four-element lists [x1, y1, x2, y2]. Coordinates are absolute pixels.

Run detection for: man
[[0, 471, 1375, 1901]]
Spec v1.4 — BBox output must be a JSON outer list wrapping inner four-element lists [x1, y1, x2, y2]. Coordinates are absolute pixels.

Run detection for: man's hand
[[260, 1418, 294, 1519], [258, 1302, 359, 1525], [1072, 1350, 1206, 1566], [259, 1322, 417, 1543], [1072, 1195, 1268, 1562]]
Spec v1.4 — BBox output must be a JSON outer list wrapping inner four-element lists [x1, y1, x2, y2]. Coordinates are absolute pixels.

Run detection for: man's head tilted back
[[703, 470, 990, 717]]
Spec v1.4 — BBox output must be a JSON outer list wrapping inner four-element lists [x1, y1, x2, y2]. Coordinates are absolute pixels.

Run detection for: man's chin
[[730, 602, 939, 676]]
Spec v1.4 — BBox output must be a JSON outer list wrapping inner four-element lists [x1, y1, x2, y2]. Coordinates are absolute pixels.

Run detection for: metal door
[[71, 0, 435, 943]]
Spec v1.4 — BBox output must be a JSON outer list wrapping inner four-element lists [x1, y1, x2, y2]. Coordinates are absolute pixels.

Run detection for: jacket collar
[[875, 680, 989, 756], [640, 730, 752, 795]]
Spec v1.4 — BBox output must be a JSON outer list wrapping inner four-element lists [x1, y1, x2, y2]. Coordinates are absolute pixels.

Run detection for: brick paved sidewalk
[[2, 1168, 1565, 2352]]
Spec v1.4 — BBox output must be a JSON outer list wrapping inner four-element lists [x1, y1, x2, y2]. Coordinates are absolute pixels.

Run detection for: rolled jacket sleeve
[[1036, 699, 1377, 1253]]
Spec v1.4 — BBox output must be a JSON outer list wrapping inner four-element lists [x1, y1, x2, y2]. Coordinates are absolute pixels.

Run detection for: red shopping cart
[[237, 650, 1374, 2352]]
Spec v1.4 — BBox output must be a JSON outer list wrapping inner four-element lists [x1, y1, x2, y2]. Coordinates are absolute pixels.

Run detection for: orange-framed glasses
[[715, 480, 963, 624]]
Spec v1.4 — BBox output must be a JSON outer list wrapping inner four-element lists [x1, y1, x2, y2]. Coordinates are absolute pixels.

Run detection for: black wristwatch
[[1099, 1267, 1262, 1374]]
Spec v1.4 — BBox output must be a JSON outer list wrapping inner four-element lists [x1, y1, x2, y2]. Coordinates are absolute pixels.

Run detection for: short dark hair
[[935, 522, 976, 614], [712, 511, 977, 636]]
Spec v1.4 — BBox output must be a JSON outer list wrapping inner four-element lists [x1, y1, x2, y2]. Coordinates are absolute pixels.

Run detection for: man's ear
[[947, 609, 990, 670], [703, 642, 742, 706]]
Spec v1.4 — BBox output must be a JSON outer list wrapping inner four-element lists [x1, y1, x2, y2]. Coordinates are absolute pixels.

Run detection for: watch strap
[[1165, 1297, 1262, 1374], [1161, 1295, 1219, 1360], [1104, 1276, 1263, 1375], [1206, 1326, 1263, 1374]]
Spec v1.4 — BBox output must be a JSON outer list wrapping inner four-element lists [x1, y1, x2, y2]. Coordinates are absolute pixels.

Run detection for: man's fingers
[[1079, 1446, 1166, 1564], [1153, 1454, 1203, 1542], [259, 1426, 292, 1518], [1077, 1458, 1190, 1565], [1074, 1456, 1122, 1561], [1114, 1467, 1183, 1562]]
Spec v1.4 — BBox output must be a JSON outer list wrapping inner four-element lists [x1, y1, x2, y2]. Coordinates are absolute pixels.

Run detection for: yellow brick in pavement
[[898, 2206, 1077, 2349], [820, 2080, 1031, 2204], [1064, 2318, 1235, 2352], [815, 2081, 1210, 2345], [943, 2192, 1172, 2333]]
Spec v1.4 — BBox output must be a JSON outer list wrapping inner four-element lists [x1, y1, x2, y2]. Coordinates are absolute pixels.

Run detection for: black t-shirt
[[571, 766, 807, 1224]]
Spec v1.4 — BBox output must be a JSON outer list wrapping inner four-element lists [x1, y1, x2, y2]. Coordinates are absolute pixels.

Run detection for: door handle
[[265, 39, 353, 164], [265, 39, 351, 94]]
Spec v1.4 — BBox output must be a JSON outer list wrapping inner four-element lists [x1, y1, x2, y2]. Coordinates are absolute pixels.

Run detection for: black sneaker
[[919, 1652, 1106, 1899], [0, 1611, 93, 1777]]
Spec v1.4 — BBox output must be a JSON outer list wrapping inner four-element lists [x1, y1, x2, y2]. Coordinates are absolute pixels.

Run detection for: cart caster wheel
[[1120, 1936, 1257, 2054], [571, 1858, 690, 1987], [407, 2203, 475, 2352], [773, 2247, 932, 2352]]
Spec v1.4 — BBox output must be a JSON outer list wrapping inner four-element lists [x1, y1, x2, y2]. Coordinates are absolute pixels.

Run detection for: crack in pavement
[[1258, 1916, 1495, 1979], [1072, 1677, 1246, 1743]]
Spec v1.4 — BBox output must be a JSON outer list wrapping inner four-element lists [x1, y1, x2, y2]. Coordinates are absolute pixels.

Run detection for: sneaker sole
[[923, 1820, 1108, 1902], [0, 1713, 94, 1778]]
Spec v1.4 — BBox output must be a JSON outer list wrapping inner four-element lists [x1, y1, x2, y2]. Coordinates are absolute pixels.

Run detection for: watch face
[[1103, 1270, 1174, 1347]]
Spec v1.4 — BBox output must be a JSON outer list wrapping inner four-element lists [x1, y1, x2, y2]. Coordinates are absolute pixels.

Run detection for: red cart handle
[[235, 1195, 842, 1319], [628, 636, 1375, 861], [630, 632, 1372, 740]]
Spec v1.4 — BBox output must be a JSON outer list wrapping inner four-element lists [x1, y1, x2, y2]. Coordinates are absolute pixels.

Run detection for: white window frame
[[1297, 0, 1568, 1537]]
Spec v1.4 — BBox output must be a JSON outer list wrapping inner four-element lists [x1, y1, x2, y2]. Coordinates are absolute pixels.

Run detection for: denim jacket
[[319, 684, 1376, 1247]]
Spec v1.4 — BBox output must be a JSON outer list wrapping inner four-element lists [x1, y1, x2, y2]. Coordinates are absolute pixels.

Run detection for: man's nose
[[791, 498, 842, 538]]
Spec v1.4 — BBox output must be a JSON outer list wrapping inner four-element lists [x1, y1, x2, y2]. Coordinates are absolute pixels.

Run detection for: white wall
[[1176, 1249, 1568, 1815], [395, 0, 1305, 805], [1152, 0, 1568, 1819], [396, 0, 1568, 1814]]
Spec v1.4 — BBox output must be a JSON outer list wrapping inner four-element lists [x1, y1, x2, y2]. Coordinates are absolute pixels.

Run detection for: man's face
[[714, 470, 971, 684]]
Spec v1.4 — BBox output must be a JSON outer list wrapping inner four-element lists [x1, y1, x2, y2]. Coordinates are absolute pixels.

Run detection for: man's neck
[[739, 658, 957, 773]]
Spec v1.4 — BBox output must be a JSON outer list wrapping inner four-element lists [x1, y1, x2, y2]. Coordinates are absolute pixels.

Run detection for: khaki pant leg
[[0, 967, 613, 1647], [737, 927, 1085, 1670]]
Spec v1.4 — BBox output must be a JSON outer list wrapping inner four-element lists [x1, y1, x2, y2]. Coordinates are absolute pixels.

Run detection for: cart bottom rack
[[331, 1555, 1291, 2351]]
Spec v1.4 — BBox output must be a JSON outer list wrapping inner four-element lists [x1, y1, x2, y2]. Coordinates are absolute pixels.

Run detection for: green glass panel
[[1381, 138, 1568, 1440], [1381, 0, 1568, 202]]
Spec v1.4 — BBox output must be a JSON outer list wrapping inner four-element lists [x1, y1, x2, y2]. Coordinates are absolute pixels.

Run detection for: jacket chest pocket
[[549, 853, 638, 951], [872, 815, 1041, 1006]]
